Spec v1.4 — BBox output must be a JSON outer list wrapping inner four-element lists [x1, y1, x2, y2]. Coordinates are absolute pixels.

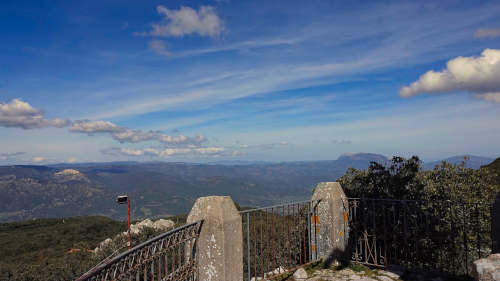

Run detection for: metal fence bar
[[240, 200, 319, 281], [347, 197, 492, 277], [76, 220, 203, 281], [246, 212, 250, 281]]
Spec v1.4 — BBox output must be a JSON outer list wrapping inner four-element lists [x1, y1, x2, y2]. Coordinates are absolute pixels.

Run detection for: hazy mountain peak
[[423, 155, 494, 170], [338, 153, 388, 162]]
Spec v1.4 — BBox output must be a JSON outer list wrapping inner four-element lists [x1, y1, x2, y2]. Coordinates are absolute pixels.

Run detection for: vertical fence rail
[[75, 221, 203, 281], [347, 198, 492, 276], [240, 200, 319, 281]]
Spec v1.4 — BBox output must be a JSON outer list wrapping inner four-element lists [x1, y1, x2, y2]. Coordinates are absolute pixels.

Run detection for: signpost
[[117, 195, 131, 249]]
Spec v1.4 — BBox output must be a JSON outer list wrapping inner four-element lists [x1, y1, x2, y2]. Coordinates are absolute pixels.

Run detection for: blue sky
[[1, 0, 500, 164]]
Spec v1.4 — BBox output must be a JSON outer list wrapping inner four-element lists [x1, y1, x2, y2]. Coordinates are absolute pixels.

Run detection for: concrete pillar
[[492, 191, 500, 254], [311, 182, 349, 265], [187, 196, 243, 281]]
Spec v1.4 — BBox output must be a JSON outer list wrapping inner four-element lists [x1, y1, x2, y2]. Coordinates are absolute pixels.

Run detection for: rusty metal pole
[[128, 198, 131, 249]]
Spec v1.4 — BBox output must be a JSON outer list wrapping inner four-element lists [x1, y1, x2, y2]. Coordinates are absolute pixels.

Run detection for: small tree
[[339, 155, 424, 199]]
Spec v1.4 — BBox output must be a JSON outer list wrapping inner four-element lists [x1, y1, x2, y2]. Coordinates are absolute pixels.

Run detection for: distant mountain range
[[422, 155, 494, 170], [0, 153, 496, 222]]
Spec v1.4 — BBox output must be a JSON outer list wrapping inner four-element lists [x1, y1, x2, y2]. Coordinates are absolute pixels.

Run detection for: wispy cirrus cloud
[[138, 5, 223, 38], [172, 38, 299, 59], [473, 28, 500, 38], [400, 49, 500, 103], [0, 99, 70, 129], [77, 2, 500, 122]]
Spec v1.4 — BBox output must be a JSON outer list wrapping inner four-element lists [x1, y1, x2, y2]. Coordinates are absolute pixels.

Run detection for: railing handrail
[[76, 220, 203, 281], [239, 199, 320, 214], [346, 197, 493, 205]]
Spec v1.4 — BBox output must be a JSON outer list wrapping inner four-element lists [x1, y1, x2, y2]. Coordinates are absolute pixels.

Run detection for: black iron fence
[[76, 220, 203, 281], [347, 198, 492, 276], [240, 200, 320, 281]]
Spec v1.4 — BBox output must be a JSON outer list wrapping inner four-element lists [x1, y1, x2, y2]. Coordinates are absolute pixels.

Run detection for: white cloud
[[238, 141, 288, 150], [112, 129, 156, 143], [332, 139, 352, 144], [148, 39, 170, 56], [67, 157, 78, 163], [474, 28, 500, 38], [31, 156, 45, 163], [0, 99, 70, 129], [0, 152, 25, 161], [105, 146, 226, 158], [69, 120, 207, 146], [157, 134, 206, 145], [400, 49, 500, 103], [142, 5, 223, 38], [69, 120, 123, 134]]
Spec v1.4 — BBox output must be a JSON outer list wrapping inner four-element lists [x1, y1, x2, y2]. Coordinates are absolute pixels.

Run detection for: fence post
[[311, 182, 349, 265], [187, 196, 243, 281]]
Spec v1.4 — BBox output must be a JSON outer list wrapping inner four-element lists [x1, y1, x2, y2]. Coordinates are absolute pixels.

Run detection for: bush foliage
[[339, 155, 499, 203]]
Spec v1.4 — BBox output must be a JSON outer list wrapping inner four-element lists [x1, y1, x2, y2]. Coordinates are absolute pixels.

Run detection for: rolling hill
[[423, 155, 494, 170], [0, 153, 388, 222], [0, 153, 495, 223]]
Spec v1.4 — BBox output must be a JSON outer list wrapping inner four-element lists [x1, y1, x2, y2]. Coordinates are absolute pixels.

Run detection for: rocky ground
[[257, 262, 467, 281], [291, 266, 441, 281]]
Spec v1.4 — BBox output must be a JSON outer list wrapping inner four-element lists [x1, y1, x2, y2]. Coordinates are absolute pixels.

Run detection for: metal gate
[[347, 198, 492, 275], [240, 200, 320, 281]]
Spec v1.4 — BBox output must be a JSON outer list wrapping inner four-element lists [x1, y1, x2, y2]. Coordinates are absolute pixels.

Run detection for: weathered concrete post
[[311, 182, 349, 265], [187, 196, 243, 281]]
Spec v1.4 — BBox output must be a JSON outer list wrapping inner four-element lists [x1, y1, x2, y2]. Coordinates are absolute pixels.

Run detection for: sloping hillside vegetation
[[0, 216, 125, 280], [0, 215, 187, 281], [482, 156, 500, 185]]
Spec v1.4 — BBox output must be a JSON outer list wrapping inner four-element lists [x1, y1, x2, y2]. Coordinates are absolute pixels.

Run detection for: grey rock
[[377, 276, 393, 281], [152, 219, 174, 231], [293, 268, 308, 280], [473, 254, 500, 281], [349, 274, 361, 280], [378, 270, 402, 279]]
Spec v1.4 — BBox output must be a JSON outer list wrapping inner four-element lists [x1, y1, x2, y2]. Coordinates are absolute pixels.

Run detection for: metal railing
[[240, 200, 320, 281], [347, 198, 492, 276], [76, 220, 203, 281]]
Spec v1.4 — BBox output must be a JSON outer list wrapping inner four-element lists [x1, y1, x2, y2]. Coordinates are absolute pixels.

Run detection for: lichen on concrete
[[187, 196, 243, 281]]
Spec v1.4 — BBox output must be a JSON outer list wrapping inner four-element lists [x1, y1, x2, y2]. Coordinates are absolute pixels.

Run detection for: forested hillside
[[0, 153, 388, 222], [0, 153, 496, 223], [483, 156, 500, 185]]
